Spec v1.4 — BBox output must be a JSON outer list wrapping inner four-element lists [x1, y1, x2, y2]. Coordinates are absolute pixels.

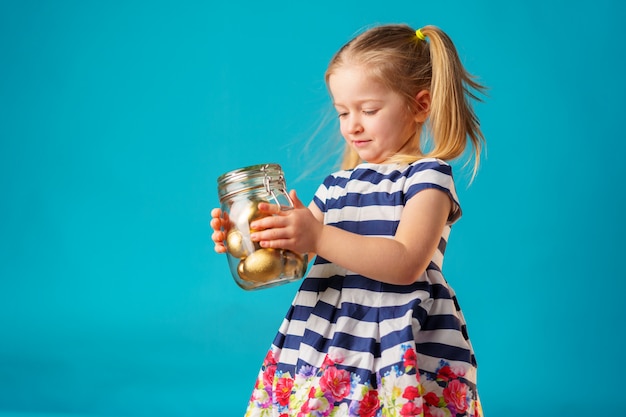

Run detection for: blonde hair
[[325, 24, 486, 177]]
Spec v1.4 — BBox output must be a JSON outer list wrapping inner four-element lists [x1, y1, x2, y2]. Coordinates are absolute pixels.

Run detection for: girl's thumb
[[289, 189, 305, 209]]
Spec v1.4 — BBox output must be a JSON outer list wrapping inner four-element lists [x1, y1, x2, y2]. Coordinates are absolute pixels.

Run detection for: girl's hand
[[210, 208, 230, 254], [249, 190, 323, 255]]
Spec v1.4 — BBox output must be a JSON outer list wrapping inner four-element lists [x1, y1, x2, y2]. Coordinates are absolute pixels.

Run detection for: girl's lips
[[352, 140, 370, 147]]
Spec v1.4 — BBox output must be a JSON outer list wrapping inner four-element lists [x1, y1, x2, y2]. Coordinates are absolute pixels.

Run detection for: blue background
[[1, 1, 625, 416]]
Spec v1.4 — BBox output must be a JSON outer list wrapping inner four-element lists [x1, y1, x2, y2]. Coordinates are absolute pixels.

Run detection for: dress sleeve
[[312, 174, 334, 214], [403, 160, 462, 225]]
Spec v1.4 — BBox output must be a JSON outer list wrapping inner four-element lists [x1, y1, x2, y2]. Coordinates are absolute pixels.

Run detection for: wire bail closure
[[261, 164, 292, 209]]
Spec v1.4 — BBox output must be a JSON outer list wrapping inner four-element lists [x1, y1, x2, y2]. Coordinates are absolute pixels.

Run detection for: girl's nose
[[346, 115, 364, 134]]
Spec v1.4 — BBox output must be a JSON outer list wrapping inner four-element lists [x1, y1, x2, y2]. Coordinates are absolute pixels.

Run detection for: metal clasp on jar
[[261, 165, 293, 210]]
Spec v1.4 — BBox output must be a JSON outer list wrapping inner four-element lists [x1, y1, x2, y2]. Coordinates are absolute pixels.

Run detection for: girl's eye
[[363, 109, 378, 115], [337, 112, 348, 119]]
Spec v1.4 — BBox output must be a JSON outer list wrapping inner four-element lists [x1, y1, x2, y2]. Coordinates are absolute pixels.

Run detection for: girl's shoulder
[[351, 158, 452, 178], [405, 157, 451, 168], [319, 158, 453, 190], [404, 157, 454, 177]]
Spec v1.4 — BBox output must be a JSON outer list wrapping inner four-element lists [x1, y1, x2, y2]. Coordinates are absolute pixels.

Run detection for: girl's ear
[[414, 90, 431, 123]]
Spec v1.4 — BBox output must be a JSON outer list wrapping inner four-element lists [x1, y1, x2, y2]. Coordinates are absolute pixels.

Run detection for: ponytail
[[419, 26, 485, 178]]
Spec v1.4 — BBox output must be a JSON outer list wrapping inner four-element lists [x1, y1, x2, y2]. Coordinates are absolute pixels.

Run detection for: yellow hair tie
[[415, 29, 426, 41]]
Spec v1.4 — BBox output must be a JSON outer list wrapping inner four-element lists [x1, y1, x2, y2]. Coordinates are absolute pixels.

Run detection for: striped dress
[[245, 159, 482, 417]]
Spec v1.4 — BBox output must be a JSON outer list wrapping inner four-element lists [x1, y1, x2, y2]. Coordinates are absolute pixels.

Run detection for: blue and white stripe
[[271, 158, 478, 391]]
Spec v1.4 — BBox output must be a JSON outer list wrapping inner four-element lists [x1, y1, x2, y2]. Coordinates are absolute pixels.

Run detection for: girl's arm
[[303, 201, 324, 261], [250, 188, 451, 285]]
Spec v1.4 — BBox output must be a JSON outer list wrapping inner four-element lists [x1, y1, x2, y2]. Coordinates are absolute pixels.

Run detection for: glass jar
[[216, 163, 308, 290]]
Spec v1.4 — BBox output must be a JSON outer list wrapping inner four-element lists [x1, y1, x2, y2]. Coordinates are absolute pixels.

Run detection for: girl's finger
[[210, 217, 220, 230], [289, 189, 305, 209], [214, 243, 227, 254], [257, 201, 281, 215], [212, 229, 225, 243], [211, 208, 222, 218]]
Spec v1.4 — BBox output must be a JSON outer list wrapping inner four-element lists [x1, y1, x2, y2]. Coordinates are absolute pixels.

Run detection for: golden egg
[[282, 250, 306, 278], [241, 248, 283, 282], [237, 259, 249, 281], [226, 229, 249, 259], [241, 200, 270, 231]]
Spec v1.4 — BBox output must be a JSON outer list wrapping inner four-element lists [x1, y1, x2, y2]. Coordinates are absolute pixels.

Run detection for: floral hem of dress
[[244, 345, 483, 417]]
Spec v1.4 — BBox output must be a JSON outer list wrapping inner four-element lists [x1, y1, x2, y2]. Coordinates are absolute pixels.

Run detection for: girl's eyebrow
[[333, 99, 384, 107]]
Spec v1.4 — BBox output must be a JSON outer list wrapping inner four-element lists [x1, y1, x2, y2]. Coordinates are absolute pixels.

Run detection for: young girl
[[211, 24, 485, 417]]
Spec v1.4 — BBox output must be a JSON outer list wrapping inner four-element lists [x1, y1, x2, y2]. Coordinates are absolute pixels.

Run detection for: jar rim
[[217, 163, 286, 201], [217, 163, 282, 185]]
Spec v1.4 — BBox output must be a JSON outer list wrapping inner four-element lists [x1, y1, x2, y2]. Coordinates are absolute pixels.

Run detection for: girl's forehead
[[328, 63, 371, 80], [328, 66, 391, 102]]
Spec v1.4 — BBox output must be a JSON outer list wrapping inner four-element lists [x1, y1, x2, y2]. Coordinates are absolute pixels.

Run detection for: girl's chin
[[354, 152, 385, 164]]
